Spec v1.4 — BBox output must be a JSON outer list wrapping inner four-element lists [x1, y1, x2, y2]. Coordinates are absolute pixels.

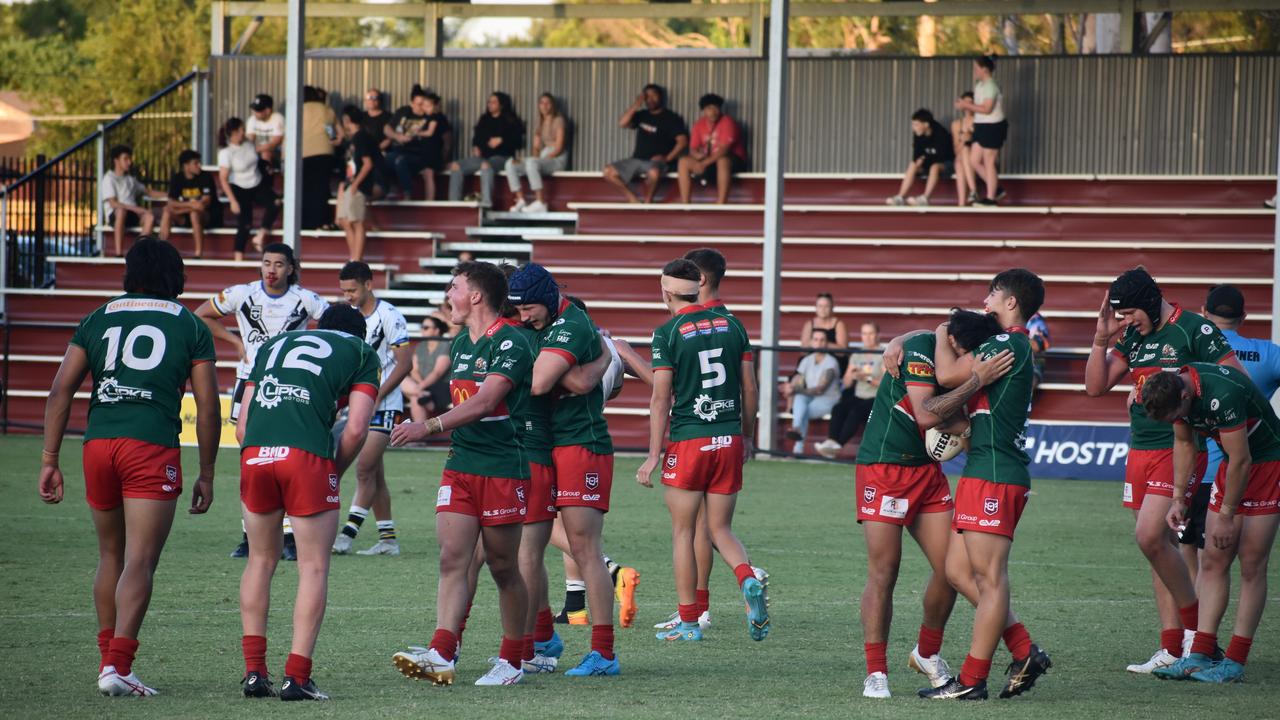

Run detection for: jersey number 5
[[102, 325, 166, 371], [261, 336, 332, 376], [698, 348, 726, 389]]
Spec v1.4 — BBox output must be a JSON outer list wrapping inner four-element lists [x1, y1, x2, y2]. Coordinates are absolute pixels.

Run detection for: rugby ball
[[925, 428, 965, 462], [602, 338, 626, 400]]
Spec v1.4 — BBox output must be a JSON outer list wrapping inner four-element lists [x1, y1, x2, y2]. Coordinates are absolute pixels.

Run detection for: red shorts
[[553, 446, 613, 512], [240, 446, 340, 517], [661, 435, 744, 495], [525, 462, 558, 524], [855, 462, 953, 526], [437, 469, 528, 526], [1209, 460, 1280, 516], [952, 477, 1029, 538], [1123, 448, 1204, 509], [83, 438, 183, 510]]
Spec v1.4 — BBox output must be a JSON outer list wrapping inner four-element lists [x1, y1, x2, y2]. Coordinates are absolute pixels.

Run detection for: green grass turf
[[1, 434, 1277, 719]]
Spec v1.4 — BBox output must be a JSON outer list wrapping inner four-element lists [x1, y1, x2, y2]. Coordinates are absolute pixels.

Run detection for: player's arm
[[188, 361, 220, 514], [392, 374, 516, 448], [1085, 292, 1129, 395], [920, 349, 1014, 424], [1213, 426, 1251, 538], [740, 358, 758, 460], [613, 337, 655, 386], [530, 350, 573, 396], [335, 387, 376, 476], [1164, 422, 1200, 532], [38, 344, 91, 504], [379, 343, 414, 404], [636, 368, 674, 488], [196, 299, 246, 361], [236, 383, 255, 445], [558, 337, 613, 395], [933, 326, 976, 388], [880, 329, 931, 378]]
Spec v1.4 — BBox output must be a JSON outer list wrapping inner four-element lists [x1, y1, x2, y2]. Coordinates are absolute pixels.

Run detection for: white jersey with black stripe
[[361, 298, 409, 412], [212, 281, 329, 379]]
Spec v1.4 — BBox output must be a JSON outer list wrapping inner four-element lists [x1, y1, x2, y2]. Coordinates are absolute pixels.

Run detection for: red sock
[[591, 624, 615, 660], [242, 635, 269, 676], [499, 637, 524, 668], [96, 628, 115, 671], [1190, 631, 1218, 657], [677, 603, 700, 624], [959, 654, 992, 686], [1002, 622, 1033, 659], [1160, 628, 1183, 656], [864, 641, 888, 675], [430, 628, 459, 663], [733, 563, 755, 587], [457, 601, 473, 643], [107, 636, 139, 676], [695, 589, 710, 615], [284, 653, 312, 685], [534, 607, 555, 642], [1225, 634, 1252, 665], [522, 634, 535, 662], [1178, 602, 1199, 630], [917, 625, 944, 658]]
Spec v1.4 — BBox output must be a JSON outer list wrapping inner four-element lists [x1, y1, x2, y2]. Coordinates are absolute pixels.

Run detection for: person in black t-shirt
[[603, 83, 688, 203], [447, 92, 524, 208], [337, 106, 382, 261], [362, 88, 393, 154], [159, 149, 215, 257], [886, 108, 955, 208], [385, 85, 452, 199]]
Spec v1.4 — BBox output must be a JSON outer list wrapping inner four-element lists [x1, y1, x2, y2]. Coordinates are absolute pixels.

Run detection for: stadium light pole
[[757, 0, 789, 456], [281, 0, 305, 254]]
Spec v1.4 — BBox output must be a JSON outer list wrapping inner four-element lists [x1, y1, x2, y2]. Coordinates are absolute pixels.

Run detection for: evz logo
[[983, 497, 1000, 516], [585, 473, 600, 490], [864, 486, 877, 504]]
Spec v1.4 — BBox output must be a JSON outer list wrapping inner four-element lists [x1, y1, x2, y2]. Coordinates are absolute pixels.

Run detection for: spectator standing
[[782, 329, 843, 455], [677, 93, 747, 205], [101, 144, 164, 257], [216, 118, 279, 262], [447, 92, 524, 208], [401, 316, 453, 424], [246, 94, 285, 171], [337, 106, 380, 262], [159, 149, 215, 258], [951, 91, 976, 206], [301, 86, 342, 230], [955, 56, 1007, 206], [505, 92, 567, 214], [603, 84, 689, 204], [886, 109, 954, 207], [816, 322, 883, 458]]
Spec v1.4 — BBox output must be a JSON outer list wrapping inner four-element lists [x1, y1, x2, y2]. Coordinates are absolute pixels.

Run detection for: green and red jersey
[[963, 328, 1035, 487], [650, 302, 752, 441], [537, 298, 613, 455], [510, 320, 553, 467], [1178, 363, 1280, 463], [69, 293, 216, 448], [855, 333, 939, 467], [242, 329, 381, 459], [1114, 305, 1235, 450], [446, 319, 535, 478]]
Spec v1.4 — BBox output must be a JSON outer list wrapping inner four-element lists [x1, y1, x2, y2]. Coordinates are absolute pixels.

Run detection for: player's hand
[[636, 454, 658, 488], [38, 465, 64, 504], [974, 349, 1015, 385], [1210, 509, 1239, 550], [1094, 292, 1122, 347], [881, 338, 905, 378], [1165, 499, 1188, 533], [390, 420, 428, 447], [189, 473, 214, 514], [229, 200, 241, 216], [742, 437, 754, 463]]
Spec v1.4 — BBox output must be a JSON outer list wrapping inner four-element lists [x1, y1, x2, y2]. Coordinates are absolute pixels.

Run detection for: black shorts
[[692, 155, 748, 185], [1178, 481, 1213, 549], [369, 409, 404, 435], [109, 210, 144, 228], [973, 121, 1008, 150], [919, 158, 955, 178]]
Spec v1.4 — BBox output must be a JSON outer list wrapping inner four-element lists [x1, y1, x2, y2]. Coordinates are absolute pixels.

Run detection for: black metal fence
[[1, 71, 198, 289]]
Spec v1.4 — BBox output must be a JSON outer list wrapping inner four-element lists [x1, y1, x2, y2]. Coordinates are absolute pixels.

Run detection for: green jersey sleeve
[[352, 343, 381, 394], [488, 333, 531, 384], [650, 321, 674, 371], [901, 334, 939, 387], [540, 315, 598, 367], [1189, 318, 1235, 364]]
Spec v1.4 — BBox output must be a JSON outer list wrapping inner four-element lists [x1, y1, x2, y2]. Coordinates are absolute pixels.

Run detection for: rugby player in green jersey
[[40, 238, 221, 697], [1142, 365, 1280, 683]]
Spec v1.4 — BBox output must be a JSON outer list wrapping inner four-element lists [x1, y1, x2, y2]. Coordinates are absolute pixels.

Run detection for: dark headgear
[[1205, 284, 1244, 320], [507, 263, 560, 318], [1109, 268, 1162, 327]]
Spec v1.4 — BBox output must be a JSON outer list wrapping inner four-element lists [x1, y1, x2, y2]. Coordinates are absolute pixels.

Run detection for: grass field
[[1, 434, 1277, 719]]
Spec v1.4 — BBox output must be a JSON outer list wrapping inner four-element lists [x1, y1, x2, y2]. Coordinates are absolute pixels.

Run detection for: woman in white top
[[216, 117, 279, 261], [955, 56, 1006, 206], [505, 93, 568, 214], [781, 328, 843, 455]]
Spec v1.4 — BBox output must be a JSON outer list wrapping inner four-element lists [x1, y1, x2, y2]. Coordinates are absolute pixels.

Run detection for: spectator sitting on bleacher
[[401, 316, 453, 423], [816, 322, 883, 459], [506, 92, 568, 214], [247, 93, 285, 172], [677, 93, 747, 205], [385, 85, 448, 200], [337, 106, 381, 262], [955, 55, 1007, 206], [886, 108, 954, 207], [448, 91, 524, 208], [781, 329, 843, 456], [951, 91, 976, 206], [101, 144, 165, 257], [603, 83, 688, 204], [217, 117, 279, 262], [801, 292, 849, 350], [362, 88, 393, 154], [1027, 310, 1051, 399], [159, 149, 215, 258]]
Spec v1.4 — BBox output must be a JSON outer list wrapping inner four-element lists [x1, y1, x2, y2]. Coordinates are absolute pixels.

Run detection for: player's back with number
[[652, 306, 749, 440]]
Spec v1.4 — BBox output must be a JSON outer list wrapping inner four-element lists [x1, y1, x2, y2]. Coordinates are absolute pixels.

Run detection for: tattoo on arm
[[921, 372, 981, 419]]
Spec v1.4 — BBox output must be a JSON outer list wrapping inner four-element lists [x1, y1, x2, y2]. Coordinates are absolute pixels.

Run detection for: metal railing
[[0, 70, 206, 292]]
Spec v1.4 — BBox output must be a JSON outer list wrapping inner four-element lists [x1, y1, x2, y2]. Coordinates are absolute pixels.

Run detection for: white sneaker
[[509, 198, 527, 213], [97, 666, 157, 697], [908, 645, 953, 688], [862, 671, 890, 698], [654, 610, 713, 631], [906, 194, 930, 207], [393, 646, 455, 685], [357, 540, 400, 556], [332, 534, 353, 555], [1182, 628, 1194, 658], [475, 659, 524, 686], [525, 200, 548, 214], [522, 654, 558, 674], [885, 195, 905, 206], [1127, 648, 1179, 674], [815, 439, 842, 459]]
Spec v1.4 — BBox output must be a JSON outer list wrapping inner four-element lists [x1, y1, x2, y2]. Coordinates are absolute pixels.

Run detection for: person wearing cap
[[1084, 267, 1246, 675], [247, 94, 286, 171], [676, 93, 746, 205], [1184, 285, 1280, 574]]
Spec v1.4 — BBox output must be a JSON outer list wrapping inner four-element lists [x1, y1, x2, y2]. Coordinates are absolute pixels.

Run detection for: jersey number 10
[[102, 325, 166, 372]]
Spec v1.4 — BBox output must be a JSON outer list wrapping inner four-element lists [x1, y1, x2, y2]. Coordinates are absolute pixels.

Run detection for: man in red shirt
[[676, 94, 747, 205]]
